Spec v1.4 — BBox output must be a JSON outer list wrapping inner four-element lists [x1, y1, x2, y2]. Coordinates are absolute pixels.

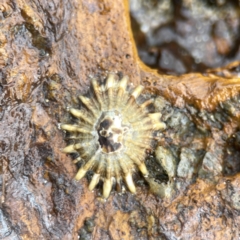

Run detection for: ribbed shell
[[61, 74, 166, 198]]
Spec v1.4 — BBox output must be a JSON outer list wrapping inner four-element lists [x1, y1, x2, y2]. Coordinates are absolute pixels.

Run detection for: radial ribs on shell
[[61, 73, 166, 198]]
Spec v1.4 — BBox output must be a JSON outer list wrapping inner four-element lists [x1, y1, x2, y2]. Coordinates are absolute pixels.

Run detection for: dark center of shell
[[96, 110, 129, 153]]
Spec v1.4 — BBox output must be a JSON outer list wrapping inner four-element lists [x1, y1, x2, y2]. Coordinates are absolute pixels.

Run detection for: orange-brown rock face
[[0, 0, 240, 239]]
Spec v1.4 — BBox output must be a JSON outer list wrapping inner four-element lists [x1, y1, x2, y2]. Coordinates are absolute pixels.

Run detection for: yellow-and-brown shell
[[61, 73, 166, 198]]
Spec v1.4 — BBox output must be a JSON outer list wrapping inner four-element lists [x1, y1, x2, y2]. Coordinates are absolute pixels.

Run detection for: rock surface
[[0, 0, 240, 239]]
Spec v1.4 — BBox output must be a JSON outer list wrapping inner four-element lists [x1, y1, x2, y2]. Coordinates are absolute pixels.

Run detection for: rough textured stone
[[0, 0, 240, 239]]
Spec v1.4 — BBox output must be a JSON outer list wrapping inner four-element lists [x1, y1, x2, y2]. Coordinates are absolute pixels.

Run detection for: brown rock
[[0, 0, 240, 239]]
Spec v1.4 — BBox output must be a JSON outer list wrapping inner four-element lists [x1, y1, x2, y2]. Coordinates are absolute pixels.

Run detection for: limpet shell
[[61, 73, 166, 198]]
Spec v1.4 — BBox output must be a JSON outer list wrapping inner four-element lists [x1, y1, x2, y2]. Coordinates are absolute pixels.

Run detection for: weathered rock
[[0, 0, 240, 239]]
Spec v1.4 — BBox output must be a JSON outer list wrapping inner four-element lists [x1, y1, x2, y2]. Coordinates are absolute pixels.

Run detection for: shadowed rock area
[[0, 0, 240, 239]]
